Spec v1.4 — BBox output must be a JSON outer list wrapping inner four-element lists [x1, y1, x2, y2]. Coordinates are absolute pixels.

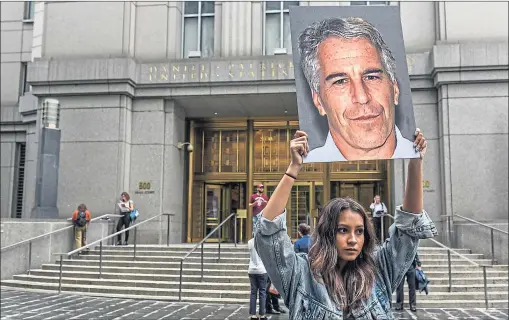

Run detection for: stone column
[[162, 100, 187, 243]]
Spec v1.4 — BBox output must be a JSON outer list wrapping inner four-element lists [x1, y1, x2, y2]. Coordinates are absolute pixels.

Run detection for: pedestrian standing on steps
[[254, 129, 437, 319], [116, 192, 134, 245], [248, 238, 268, 320], [395, 252, 421, 312], [72, 204, 91, 250], [249, 184, 269, 236], [266, 278, 287, 315], [369, 195, 388, 243], [294, 223, 312, 254]]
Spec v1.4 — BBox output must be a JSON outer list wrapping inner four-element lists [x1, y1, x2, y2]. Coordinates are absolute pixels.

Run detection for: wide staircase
[[1, 242, 508, 308]]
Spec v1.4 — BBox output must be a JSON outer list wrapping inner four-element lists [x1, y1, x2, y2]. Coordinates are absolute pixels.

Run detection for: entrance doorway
[[330, 181, 385, 216], [204, 183, 246, 242], [264, 182, 323, 239]]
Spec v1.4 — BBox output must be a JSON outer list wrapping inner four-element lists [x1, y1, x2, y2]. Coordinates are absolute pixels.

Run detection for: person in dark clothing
[[266, 278, 286, 315], [294, 223, 312, 254], [116, 192, 134, 245], [395, 252, 421, 311]]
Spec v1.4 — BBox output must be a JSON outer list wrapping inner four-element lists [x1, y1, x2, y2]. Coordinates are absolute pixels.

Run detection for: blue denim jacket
[[254, 206, 438, 320]]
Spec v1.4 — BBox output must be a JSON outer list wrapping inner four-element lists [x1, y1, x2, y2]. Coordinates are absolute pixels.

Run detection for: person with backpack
[[116, 192, 134, 245], [72, 204, 91, 250]]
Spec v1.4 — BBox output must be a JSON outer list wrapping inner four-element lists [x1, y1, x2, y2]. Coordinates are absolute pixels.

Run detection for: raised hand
[[414, 128, 427, 159], [290, 130, 310, 167]]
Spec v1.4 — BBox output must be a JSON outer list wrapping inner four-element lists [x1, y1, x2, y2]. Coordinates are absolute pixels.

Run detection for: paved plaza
[[1, 288, 508, 320]]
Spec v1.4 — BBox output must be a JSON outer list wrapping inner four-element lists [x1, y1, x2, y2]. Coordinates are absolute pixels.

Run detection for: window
[[23, 1, 35, 20], [195, 128, 247, 173], [350, 1, 390, 5], [20, 62, 29, 95], [12, 143, 26, 219], [264, 1, 299, 55], [183, 1, 214, 58]]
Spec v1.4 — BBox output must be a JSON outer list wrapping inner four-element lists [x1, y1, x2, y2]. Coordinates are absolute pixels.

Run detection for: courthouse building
[[1, 1, 507, 244]]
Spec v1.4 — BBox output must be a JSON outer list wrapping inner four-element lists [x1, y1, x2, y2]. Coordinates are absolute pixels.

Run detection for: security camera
[[177, 142, 194, 152]]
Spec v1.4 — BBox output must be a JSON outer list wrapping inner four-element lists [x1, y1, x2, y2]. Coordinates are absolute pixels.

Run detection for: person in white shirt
[[369, 195, 387, 243], [248, 238, 268, 320]]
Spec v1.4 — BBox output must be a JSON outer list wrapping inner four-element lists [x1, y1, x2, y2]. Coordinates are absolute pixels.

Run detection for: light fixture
[[273, 48, 287, 55], [42, 98, 60, 129], [214, 112, 218, 115], [284, 110, 288, 114], [177, 142, 194, 152], [187, 50, 201, 58]]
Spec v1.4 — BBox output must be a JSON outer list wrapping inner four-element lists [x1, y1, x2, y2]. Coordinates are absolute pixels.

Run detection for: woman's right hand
[[290, 130, 309, 167]]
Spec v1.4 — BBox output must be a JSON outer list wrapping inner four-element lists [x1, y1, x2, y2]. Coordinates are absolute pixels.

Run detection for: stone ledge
[[26, 41, 508, 97]]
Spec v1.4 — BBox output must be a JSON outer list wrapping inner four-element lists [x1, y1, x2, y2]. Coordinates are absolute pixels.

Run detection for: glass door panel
[[340, 183, 357, 200], [229, 183, 246, 243], [358, 183, 376, 214], [290, 185, 310, 239], [330, 181, 384, 216], [312, 184, 324, 229], [205, 185, 222, 238]]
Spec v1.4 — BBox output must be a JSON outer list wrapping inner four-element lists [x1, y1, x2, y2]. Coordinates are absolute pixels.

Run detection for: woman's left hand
[[414, 128, 427, 159]]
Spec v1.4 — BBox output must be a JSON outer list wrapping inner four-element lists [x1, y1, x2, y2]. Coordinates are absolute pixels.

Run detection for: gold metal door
[[330, 181, 384, 216], [290, 184, 311, 239], [204, 184, 223, 239], [262, 182, 316, 240], [203, 183, 239, 242]]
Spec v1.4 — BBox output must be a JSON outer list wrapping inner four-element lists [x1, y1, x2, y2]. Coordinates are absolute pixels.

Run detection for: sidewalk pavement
[[1, 288, 507, 319]]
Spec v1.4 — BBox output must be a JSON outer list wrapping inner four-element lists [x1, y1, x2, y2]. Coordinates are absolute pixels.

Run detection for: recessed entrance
[[186, 119, 390, 243]]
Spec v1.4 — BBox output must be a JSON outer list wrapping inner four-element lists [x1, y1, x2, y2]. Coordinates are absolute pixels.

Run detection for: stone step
[[58, 259, 249, 270], [23, 269, 509, 286], [11, 275, 250, 290], [2, 279, 507, 301], [22, 269, 250, 283], [53, 259, 508, 272], [389, 291, 508, 301], [97, 245, 473, 254], [41, 264, 249, 276], [74, 254, 493, 266], [98, 245, 249, 253], [10, 274, 508, 294], [417, 259, 497, 265], [87, 249, 251, 258], [3, 284, 506, 308], [77, 254, 248, 264], [405, 300, 509, 309], [41, 263, 509, 278], [85, 249, 486, 260]]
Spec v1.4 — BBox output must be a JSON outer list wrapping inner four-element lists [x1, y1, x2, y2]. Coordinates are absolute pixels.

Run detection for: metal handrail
[[453, 214, 509, 235], [178, 212, 237, 301], [449, 214, 507, 265], [55, 213, 175, 294], [385, 213, 493, 309], [1, 213, 122, 277], [1, 214, 120, 252]]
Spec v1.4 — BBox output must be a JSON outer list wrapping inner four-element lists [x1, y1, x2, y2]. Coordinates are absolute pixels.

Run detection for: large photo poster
[[289, 5, 419, 162]]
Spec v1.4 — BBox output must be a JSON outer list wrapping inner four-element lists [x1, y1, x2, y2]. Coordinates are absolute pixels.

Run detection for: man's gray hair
[[298, 17, 397, 93]]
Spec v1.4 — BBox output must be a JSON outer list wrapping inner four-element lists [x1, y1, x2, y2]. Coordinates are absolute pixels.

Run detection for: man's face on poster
[[311, 37, 400, 151]]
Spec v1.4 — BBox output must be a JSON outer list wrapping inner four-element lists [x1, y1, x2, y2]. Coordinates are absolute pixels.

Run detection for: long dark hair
[[121, 192, 130, 201], [308, 197, 377, 312]]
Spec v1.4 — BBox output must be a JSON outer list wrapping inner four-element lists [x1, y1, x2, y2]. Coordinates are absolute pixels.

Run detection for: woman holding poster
[[253, 129, 437, 319]]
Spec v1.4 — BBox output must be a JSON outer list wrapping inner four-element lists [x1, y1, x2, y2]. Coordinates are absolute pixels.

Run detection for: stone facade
[[1, 1, 507, 244]]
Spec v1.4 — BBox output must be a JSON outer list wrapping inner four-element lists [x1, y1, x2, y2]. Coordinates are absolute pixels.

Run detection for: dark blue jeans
[[249, 273, 268, 316]]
